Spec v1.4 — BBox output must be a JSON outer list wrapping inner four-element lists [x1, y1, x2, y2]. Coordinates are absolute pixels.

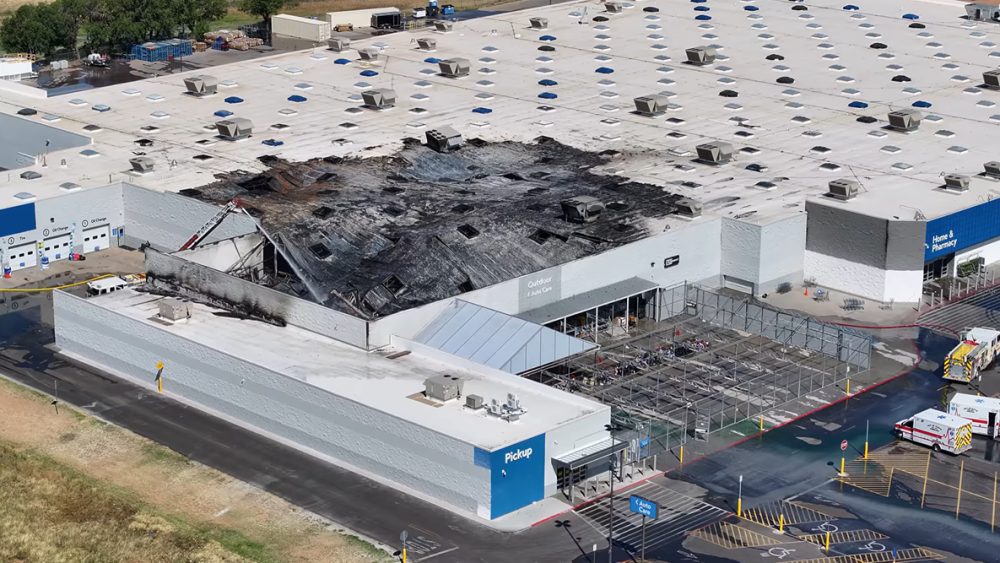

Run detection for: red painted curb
[[532, 340, 924, 528]]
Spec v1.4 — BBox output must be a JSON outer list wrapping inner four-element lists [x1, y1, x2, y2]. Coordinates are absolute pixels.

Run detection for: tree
[[0, 4, 62, 56], [177, 0, 226, 39], [238, 0, 300, 32], [56, 0, 96, 60]]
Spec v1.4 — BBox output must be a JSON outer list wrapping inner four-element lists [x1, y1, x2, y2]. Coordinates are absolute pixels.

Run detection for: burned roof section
[[192, 137, 685, 319]]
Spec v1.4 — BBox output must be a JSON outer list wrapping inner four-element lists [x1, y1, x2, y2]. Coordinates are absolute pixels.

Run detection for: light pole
[[605, 422, 622, 563], [738, 474, 743, 517]]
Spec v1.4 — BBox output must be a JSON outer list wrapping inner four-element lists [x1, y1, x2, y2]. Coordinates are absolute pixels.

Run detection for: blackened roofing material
[[193, 138, 685, 319]]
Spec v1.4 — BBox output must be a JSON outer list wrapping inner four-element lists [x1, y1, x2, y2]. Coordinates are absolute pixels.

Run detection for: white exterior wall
[[884, 270, 923, 302], [720, 219, 760, 286], [271, 14, 331, 41], [759, 214, 807, 290], [805, 250, 886, 300], [325, 8, 399, 28], [54, 291, 490, 516]]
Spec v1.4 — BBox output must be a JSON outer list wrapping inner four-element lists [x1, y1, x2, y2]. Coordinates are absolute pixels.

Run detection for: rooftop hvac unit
[[465, 394, 484, 410], [944, 173, 971, 191], [417, 37, 437, 51], [424, 375, 464, 401], [634, 94, 668, 116], [361, 88, 396, 109], [158, 298, 190, 321], [183, 75, 218, 97], [426, 125, 463, 152], [561, 196, 605, 223], [605, 2, 623, 13], [828, 179, 860, 200], [358, 48, 379, 62], [695, 142, 734, 164], [438, 58, 470, 77], [675, 198, 703, 218], [986, 161, 1000, 178], [435, 20, 453, 32], [966, 3, 1000, 22], [529, 17, 548, 29], [327, 37, 351, 52], [985, 69, 1000, 89], [686, 46, 717, 66], [129, 156, 154, 173], [887, 109, 922, 131], [216, 117, 253, 140]]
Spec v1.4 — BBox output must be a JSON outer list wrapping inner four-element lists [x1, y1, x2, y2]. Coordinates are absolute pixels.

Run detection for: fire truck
[[895, 408, 973, 454], [943, 327, 1000, 383]]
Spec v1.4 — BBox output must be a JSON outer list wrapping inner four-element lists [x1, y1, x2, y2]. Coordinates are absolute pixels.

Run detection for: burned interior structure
[[188, 137, 687, 319]]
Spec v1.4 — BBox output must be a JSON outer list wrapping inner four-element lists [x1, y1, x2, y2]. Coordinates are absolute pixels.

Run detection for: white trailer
[[271, 14, 331, 42], [895, 408, 973, 454], [325, 7, 400, 29], [949, 393, 1000, 439]]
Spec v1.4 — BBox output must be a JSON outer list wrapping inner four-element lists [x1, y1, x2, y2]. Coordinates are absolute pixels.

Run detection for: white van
[[86, 276, 128, 296], [895, 408, 973, 454], [949, 393, 1000, 439]]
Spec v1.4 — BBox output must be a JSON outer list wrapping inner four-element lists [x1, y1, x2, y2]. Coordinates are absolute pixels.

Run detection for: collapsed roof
[[189, 137, 685, 319]]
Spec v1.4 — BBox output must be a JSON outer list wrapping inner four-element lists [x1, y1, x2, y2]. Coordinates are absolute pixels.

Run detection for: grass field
[[0, 376, 391, 563]]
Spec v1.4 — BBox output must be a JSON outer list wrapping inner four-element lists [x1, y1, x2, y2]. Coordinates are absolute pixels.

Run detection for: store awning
[[517, 277, 660, 325], [414, 300, 596, 374], [553, 438, 626, 469]]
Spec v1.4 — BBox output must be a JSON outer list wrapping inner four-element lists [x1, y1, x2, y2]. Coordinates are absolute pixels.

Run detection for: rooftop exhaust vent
[[944, 173, 970, 191], [358, 48, 379, 62], [985, 69, 1000, 89], [465, 394, 484, 410], [129, 156, 154, 173], [675, 198, 703, 218], [417, 37, 437, 51], [530, 17, 548, 29], [887, 109, 922, 131], [695, 142, 734, 164], [426, 125, 462, 152], [215, 117, 253, 140], [183, 75, 218, 97], [634, 94, 668, 116], [361, 88, 396, 109], [561, 196, 605, 223], [424, 375, 464, 401], [158, 298, 191, 321], [328, 37, 351, 52], [438, 58, 471, 77], [435, 21, 454, 32], [827, 179, 860, 200], [985, 161, 1000, 178], [605, 2, 623, 13], [686, 46, 717, 65]]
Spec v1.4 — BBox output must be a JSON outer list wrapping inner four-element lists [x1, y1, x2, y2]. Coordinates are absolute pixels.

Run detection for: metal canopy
[[517, 277, 659, 325], [414, 300, 596, 374], [553, 438, 624, 469]]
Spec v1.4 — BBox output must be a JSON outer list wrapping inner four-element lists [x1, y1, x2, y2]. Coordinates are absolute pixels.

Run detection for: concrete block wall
[[122, 183, 258, 252], [145, 249, 369, 348], [53, 291, 490, 516], [759, 214, 807, 293]]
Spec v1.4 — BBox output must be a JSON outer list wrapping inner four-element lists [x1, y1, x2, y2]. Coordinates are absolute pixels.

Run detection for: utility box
[[129, 156, 154, 173], [465, 394, 484, 410], [944, 173, 970, 191], [358, 48, 379, 62], [417, 37, 437, 51], [888, 109, 922, 131], [216, 117, 253, 140], [183, 75, 217, 97], [328, 37, 351, 52], [675, 198, 703, 218], [686, 46, 717, 65], [435, 21, 453, 32], [985, 69, 1000, 88], [605, 2, 623, 13], [561, 196, 605, 223], [424, 375, 464, 401], [634, 95, 668, 116], [426, 126, 462, 152], [158, 298, 191, 321], [828, 179, 860, 200], [361, 88, 396, 109], [438, 58, 470, 77], [695, 142, 734, 164], [529, 17, 548, 29]]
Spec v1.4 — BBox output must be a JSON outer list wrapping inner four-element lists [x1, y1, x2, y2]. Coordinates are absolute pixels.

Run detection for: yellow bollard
[[760, 414, 764, 431], [737, 497, 742, 518], [840, 457, 845, 475], [680, 445, 684, 465], [825, 531, 830, 552], [846, 379, 850, 395], [957, 460, 965, 519], [158, 377, 162, 393], [864, 441, 868, 460], [779, 513, 784, 533]]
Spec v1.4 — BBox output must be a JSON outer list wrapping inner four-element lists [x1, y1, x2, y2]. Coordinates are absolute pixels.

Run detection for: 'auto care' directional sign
[[629, 495, 658, 519]]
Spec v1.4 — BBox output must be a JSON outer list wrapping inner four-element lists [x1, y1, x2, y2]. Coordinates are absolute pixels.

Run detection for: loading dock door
[[43, 233, 73, 261], [723, 275, 754, 294], [7, 242, 37, 271], [82, 225, 110, 253]]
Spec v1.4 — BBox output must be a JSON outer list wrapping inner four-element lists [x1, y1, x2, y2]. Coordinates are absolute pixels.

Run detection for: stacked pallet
[[203, 29, 247, 43], [193, 41, 208, 52]]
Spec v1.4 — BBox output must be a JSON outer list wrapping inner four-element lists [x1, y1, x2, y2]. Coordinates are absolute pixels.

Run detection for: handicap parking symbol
[[762, 547, 796, 560], [858, 541, 885, 553]]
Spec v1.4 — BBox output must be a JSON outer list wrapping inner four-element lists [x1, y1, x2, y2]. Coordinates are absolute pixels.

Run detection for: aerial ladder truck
[[177, 198, 242, 252]]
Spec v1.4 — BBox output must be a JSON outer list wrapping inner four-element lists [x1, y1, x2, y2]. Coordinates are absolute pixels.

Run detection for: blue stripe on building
[[490, 434, 545, 518], [0, 203, 36, 239]]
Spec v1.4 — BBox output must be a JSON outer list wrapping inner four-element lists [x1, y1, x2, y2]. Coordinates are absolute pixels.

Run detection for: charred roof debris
[[192, 137, 686, 319]]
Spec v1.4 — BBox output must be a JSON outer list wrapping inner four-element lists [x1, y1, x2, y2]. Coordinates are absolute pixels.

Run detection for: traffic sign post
[[399, 531, 408, 563], [155, 361, 164, 393], [629, 495, 658, 562]]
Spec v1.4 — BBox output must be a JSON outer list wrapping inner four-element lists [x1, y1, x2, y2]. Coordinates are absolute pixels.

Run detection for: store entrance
[[923, 253, 952, 282]]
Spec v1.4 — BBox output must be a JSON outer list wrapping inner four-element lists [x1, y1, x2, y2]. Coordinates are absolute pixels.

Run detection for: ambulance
[[894, 408, 973, 454], [949, 393, 1000, 439], [943, 327, 1000, 382]]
